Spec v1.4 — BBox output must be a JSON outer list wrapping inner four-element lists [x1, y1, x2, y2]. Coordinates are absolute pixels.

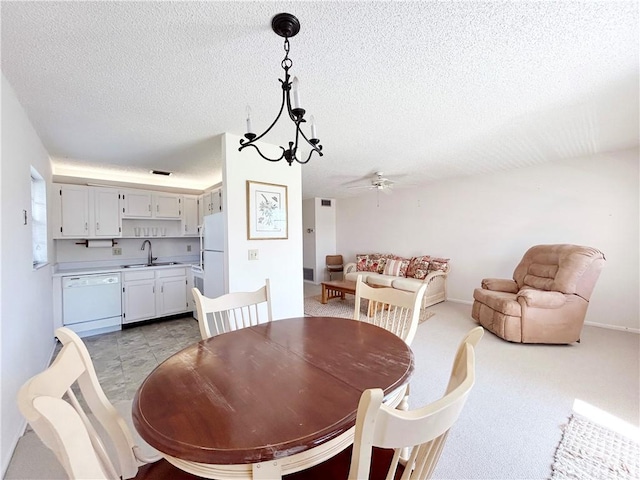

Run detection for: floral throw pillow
[[428, 258, 450, 272], [368, 253, 388, 273], [356, 254, 369, 272], [406, 255, 431, 280], [356, 253, 388, 273], [395, 257, 411, 277]]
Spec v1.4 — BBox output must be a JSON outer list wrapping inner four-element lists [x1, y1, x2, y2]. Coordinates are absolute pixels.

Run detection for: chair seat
[[283, 446, 404, 480], [473, 288, 521, 316]]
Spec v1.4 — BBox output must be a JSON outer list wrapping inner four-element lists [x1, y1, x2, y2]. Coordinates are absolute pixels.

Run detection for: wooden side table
[[321, 280, 357, 304]]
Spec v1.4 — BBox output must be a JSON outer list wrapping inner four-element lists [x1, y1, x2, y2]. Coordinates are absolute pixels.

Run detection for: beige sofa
[[344, 253, 449, 308], [472, 244, 605, 344]]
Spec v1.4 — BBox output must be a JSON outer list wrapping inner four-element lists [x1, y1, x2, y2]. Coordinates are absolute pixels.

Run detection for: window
[[31, 167, 48, 268]]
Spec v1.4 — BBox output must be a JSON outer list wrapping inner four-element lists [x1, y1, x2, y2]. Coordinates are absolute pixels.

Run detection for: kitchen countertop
[[53, 257, 199, 277]]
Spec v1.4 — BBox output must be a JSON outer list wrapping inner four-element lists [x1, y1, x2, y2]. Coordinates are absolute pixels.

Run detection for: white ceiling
[[2, 1, 638, 199]]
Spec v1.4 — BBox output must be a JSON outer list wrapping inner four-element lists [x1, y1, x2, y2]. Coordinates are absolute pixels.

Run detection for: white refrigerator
[[201, 212, 225, 298]]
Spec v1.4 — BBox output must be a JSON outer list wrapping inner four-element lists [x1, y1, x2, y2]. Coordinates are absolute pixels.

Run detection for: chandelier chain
[[281, 39, 293, 70]]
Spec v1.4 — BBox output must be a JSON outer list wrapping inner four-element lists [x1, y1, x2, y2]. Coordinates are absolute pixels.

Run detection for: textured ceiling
[[1, 1, 638, 199]]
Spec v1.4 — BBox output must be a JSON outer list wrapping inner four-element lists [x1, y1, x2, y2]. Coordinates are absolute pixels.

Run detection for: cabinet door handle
[[96, 222, 100, 231], [85, 222, 88, 231]]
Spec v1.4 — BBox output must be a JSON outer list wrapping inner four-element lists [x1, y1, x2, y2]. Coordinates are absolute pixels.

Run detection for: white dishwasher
[[62, 273, 122, 337]]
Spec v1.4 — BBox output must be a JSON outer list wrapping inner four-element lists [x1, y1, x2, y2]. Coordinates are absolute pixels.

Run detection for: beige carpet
[[303, 295, 435, 324], [551, 413, 639, 480]]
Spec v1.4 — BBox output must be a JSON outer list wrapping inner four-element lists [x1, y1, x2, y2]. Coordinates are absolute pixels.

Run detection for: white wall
[[302, 197, 337, 283], [302, 198, 316, 279], [54, 238, 199, 265], [1, 75, 54, 474], [222, 133, 304, 319], [313, 198, 337, 283], [337, 149, 639, 332]]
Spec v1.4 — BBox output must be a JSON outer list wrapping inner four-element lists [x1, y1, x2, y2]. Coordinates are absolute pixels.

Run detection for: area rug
[[303, 295, 435, 324], [550, 413, 639, 480]]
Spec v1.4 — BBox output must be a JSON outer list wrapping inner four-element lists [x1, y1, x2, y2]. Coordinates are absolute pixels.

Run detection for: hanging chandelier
[[239, 13, 323, 166]]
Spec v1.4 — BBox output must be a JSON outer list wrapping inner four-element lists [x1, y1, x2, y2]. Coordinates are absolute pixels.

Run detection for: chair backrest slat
[[192, 279, 272, 339], [353, 275, 428, 345]]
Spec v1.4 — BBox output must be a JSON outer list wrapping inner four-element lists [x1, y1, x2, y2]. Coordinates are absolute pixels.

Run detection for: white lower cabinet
[[122, 267, 188, 325], [156, 269, 188, 316], [122, 276, 156, 324]]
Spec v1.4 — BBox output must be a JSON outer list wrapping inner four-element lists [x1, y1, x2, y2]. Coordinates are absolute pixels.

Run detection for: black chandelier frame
[[239, 13, 323, 166]]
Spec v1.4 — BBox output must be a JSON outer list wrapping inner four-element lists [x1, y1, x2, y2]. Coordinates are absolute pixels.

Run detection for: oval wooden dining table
[[132, 316, 414, 479]]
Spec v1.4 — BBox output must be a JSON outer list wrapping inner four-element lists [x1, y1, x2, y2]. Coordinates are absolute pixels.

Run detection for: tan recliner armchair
[[472, 244, 605, 344]]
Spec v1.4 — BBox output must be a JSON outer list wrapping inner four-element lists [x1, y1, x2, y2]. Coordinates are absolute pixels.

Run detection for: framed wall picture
[[246, 181, 288, 240]]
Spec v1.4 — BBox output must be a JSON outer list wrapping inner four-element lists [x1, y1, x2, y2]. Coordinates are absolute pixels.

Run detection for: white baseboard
[[446, 298, 473, 305], [445, 299, 639, 334], [584, 321, 640, 334]]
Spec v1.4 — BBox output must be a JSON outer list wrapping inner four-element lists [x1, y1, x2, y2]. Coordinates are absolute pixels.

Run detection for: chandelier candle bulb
[[292, 76, 301, 110], [245, 106, 253, 134], [310, 115, 317, 139]]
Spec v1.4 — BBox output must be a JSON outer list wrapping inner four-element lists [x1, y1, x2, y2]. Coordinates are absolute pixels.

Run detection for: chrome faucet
[[141, 239, 153, 265]]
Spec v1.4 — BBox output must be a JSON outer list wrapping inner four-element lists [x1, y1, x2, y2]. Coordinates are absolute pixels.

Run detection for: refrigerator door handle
[[199, 223, 205, 270]]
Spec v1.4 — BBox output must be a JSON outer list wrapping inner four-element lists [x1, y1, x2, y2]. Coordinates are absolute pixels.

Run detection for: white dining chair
[[353, 275, 428, 346], [354, 275, 428, 411], [192, 278, 272, 340], [284, 327, 481, 480], [17, 327, 205, 480]]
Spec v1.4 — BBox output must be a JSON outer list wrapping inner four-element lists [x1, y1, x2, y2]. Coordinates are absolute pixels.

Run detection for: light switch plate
[[248, 249, 259, 261], [112, 247, 122, 255]]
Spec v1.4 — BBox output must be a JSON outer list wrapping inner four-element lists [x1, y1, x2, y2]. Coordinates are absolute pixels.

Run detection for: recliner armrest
[[481, 278, 518, 293], [517, 288, 566, 308]]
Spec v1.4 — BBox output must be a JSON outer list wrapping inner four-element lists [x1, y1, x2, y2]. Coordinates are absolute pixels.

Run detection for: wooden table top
[[132, 316, 414, 466]]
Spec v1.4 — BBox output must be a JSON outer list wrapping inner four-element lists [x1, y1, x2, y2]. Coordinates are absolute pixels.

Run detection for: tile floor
[[56, 316, 202, 404], [55, 282, 321, 404]]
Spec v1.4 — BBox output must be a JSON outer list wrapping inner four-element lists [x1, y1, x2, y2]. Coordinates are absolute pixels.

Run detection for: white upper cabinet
[[121, 189, 182, 219], [56, 184, 89, 238], [210, 188, 222, 214], [53, 184, 121, 238], [52, 184, 223, 238], [200, 187, 223, 217], [197, 193, 206, 227], [121, 190, 152, 218], [91, 187, 121, 237], [153, 193, 181, 218], [182, 195, 199, 236]]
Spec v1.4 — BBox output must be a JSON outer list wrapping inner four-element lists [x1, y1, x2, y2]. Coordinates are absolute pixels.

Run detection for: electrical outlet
[[248, 249, 259, 261], [112, 247, 122, 255], [187, 245, 192, 252]]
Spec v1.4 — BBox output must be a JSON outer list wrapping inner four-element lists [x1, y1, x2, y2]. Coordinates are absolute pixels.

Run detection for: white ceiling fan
[[348, 172, 397, 194]]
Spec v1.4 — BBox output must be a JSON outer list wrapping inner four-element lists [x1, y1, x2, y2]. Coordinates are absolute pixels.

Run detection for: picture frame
[[246, 180, 288, 240]]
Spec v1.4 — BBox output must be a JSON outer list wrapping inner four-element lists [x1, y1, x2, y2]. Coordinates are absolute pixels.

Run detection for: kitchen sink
[[122, 262, 182, 268]]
